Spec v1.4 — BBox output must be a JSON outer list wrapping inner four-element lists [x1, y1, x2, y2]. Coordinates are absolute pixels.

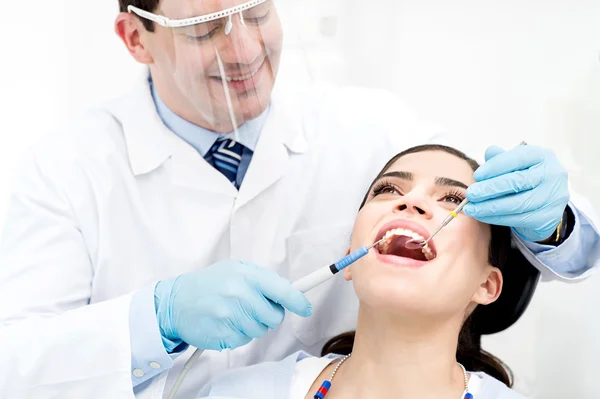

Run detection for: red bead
[[314, 380, 332, 399]]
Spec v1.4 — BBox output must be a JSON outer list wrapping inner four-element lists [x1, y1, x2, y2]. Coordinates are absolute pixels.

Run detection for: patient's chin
[[355, 279, 428, 316]]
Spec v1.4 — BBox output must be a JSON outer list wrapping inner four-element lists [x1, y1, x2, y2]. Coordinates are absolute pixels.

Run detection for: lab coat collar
[[106, 71, 176, 176]]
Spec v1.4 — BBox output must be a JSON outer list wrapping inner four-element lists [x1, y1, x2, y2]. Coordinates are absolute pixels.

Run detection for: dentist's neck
[[334, 305, 467, 399]]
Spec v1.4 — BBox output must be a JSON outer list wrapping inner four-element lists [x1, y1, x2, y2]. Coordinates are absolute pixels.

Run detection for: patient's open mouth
[[374, 220, 437, 262], [378, 228, 435, 261]]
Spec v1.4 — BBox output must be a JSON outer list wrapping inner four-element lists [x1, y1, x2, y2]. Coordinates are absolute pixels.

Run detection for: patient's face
[[346, 150, 501, 319]]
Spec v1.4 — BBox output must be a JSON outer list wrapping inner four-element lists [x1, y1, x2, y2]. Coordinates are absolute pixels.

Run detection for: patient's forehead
[[387, 151, 476, 186]]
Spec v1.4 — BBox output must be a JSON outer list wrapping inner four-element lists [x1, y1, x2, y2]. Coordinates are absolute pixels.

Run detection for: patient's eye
[[440, 190, 465, 205], [372, 181, 402, 197]]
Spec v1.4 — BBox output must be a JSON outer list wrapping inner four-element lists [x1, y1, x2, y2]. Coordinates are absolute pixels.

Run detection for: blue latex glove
[[463, 144, 570, 242], [154, 260, 312, 352]]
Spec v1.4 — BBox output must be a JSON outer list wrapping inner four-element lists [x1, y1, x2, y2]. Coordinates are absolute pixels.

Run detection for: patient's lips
[[374, 219, 437, 264]]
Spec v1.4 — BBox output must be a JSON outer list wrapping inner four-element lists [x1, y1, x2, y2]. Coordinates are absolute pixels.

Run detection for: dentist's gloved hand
[[154, 260, 312, 352], [464, 144, 569, 242]]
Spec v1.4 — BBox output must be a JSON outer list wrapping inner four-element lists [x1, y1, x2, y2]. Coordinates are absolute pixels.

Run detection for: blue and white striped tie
[[205, 137, 245, 188]]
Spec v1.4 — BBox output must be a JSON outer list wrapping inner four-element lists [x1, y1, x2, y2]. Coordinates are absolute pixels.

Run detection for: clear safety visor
[[128, 0, 281, 137]]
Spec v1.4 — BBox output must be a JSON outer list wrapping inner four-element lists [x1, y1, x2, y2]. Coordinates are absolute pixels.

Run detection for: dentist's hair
[[119, 0, 160, 31], [323, 144, 513, 387]]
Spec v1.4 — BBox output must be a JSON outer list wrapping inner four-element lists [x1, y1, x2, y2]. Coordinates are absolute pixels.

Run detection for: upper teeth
[[383, 228, 424, 242], [378, 228, 435, 260], [224, 69, 258, 82]]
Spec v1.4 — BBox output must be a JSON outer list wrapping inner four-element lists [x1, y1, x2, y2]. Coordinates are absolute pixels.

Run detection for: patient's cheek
[[455, 218, 481, 240], [459, 220, 491, 262]]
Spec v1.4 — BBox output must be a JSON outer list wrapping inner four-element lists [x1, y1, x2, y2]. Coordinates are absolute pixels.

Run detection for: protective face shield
[[128, 0, 283, 136]]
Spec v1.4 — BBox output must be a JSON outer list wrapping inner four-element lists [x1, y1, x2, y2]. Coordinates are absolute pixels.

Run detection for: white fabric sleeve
[[0, 149, 137, 398]]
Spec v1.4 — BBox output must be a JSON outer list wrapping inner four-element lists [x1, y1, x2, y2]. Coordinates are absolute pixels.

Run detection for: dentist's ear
[[342, 248, 353, 281]]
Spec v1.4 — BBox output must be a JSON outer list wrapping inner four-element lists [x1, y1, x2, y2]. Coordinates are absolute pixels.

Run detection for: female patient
[[198, 144, 527, 399]]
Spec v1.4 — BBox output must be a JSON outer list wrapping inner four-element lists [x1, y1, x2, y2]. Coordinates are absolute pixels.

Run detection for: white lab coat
[[0, 73, 596, 398]]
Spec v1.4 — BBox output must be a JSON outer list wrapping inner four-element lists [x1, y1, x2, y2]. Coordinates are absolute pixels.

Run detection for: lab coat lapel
[[168, 138, 239, 197], [235, 90, 308, 209]]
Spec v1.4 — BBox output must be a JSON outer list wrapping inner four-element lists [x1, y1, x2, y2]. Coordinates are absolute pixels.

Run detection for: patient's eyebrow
[[378, 171, 413, 181], [375, 172, 468, 190], [435, 177, 468, 190]]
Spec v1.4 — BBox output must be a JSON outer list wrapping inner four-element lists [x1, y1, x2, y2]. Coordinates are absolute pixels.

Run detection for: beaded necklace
[[313, 353, 473, 399]]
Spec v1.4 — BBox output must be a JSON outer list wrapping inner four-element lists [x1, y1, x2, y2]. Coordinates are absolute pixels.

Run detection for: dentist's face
[[346, 150, 502, 320], [140, 0, 283, 131]]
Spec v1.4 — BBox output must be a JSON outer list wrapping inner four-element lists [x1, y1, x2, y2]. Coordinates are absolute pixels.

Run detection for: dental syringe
[[167, 238, 385, 399]]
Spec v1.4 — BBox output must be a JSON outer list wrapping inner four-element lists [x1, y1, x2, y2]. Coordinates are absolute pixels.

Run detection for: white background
[[1, 1, 599, 397]]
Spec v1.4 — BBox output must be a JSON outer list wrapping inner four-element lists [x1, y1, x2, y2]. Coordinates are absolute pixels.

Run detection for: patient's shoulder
[[472, 372, 530, 398]]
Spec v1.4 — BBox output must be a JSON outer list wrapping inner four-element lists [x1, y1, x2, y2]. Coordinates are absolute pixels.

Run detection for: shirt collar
[[150, 78, 268, 156]]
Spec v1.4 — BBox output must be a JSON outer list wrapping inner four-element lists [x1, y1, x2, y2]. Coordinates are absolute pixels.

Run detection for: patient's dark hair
[[321, 144, 514, 387]]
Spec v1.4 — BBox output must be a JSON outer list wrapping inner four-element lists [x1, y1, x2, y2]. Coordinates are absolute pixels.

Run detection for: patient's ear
[[342, 248, 352, 281], [471, 266, 503, 306]]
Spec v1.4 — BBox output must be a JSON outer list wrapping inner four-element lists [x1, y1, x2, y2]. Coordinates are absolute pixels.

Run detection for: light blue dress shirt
[[518, 205, 597, 278], [127, 81, 598, 390]]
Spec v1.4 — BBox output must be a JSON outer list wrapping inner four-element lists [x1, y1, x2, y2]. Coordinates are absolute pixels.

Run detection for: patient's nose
[[394, 193, 433, 219]]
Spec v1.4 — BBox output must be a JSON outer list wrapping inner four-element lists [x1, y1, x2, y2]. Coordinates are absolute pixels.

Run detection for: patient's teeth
[[378, 240, 388, 252], [381, 228, 427, 246], [377, 227, 436, 259], [421, 245, 435, 260]]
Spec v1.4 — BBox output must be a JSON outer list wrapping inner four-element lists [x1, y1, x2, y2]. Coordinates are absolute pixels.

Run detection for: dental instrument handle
[[292, 238, 385, 293], [452, 197, 469, 214], [432, 198, 470, 239], [334, 246, 368, 270], [291, 247, 366, 293]]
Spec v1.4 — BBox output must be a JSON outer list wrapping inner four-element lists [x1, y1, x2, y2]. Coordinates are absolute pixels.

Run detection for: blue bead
[[464, 393, 474, 399], [321, 381, 332, 389]]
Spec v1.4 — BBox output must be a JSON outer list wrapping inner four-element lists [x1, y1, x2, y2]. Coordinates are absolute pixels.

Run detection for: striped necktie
[[205, 137, 245, 188]]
